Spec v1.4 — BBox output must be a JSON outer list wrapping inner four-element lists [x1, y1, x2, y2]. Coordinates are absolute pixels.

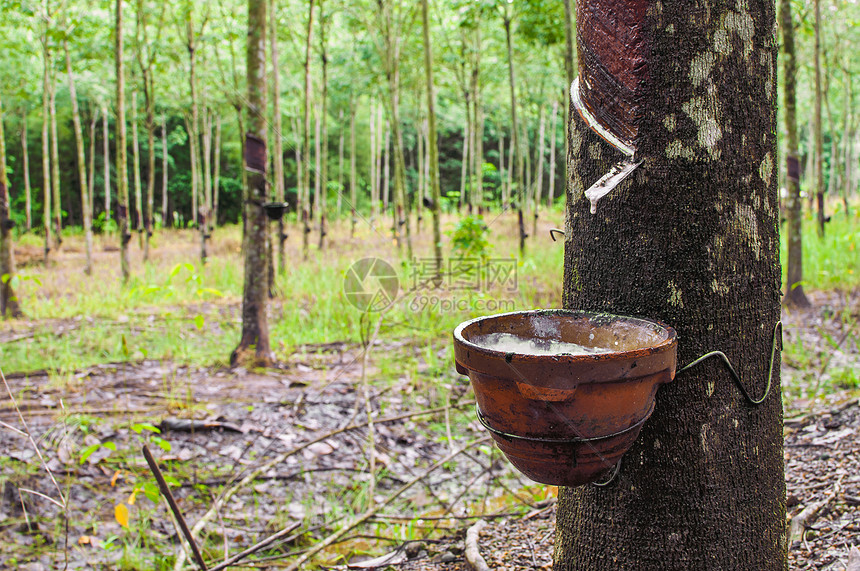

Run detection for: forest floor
[[1, 218, 859, 570]]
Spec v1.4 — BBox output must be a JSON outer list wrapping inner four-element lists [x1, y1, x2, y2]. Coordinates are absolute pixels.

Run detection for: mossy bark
[[0, 96, 22, 318], [555, 1, 785, 569], [115, 0, 131, 282]]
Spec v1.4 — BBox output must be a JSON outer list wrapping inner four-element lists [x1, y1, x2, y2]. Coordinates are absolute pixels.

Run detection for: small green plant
[[448, 215, 491, 260]]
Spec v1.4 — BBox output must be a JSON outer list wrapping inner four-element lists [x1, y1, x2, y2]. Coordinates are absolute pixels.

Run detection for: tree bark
[[64, 38, 94, 275], [87, 107, 97, 221], [20, 110, 32, 231], [780, 0, 808, 308], [349, 99, 357, 237], [318, 0, 329, 250], [0, 96, 22, 317], [555, 2, 785, 569], [269, 0, 286, 273], [302, 0, 315, 259], [232, 0, 272, 368], [502, 12, 525, 253], [131, 90, 143, 247], [49, 70, 62, 248], [161, 113, 168, 225], [813, 0, 825, 237], [41, 21, 52, 264], [116, 0, 131, 281], [548, 97, 558, 208], [421, 0, 443, 281], [532, 104, 545, 236], [212, 116, 221, 227], [103, 105, 111, 222], [562, 0, 574, 189]]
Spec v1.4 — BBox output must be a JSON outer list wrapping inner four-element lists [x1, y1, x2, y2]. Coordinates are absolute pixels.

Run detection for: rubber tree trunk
[[781, 0, 809, 308], [232, 0, 272, 368], [49, 72, 62, 249], [20, 110, 32, 231], [421, 0, 443, 282], [349, 100, 357, 237], [269, 0, 287, 274], [555, 1, 785, 569], [562, 0, 574, 191], [64, 39, 93, 275], [115, 0, 131, 281], [144, 83, 156, 261], [161, 113, 168, 225], [547, 98, 558, 208], [103, 105, 111, 222], [813, 0, 825, 238], [503, 13, 525, 254], [318, 0, 329, 251], [302, 0, 314, 259], [88, 108, 97, 220], [0, 96, 22, 317], [131, 91, 143, 247], [41, 34, 52, 263]]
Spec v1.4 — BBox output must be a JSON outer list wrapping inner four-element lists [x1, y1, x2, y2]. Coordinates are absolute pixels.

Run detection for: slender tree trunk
[[813, 0, 825, 237], [202, 109, 212, 238], [116, 0, 130, 281], [0, 96, 22, 317], [213, 117, 221, 228], [49, 71, 62, 248], [499, 134, 506, 207], [421, 0, 443, 281], [337, 109, 344, 218], [555, 2, 784, 568], [232, 0, 271, 367], [131, 90, 143, 247], [144, 93, 155, 260], [186, 2, 206, 261], [302, 0, 315, 259], [563, 0, 574, 189], [349, 99, 357, 237], [20, 110, 32, 231], [370, 103, 379, 222], [460, 105, 470, 212], [161, 113, 168, 226], [416, 114, 424, 232], [269, 0, 286, 273], [471, 19, 484, 213], [88, 107, 97, 220], [314, 106, 322, 243], [41, 32, 52, 263], [781, 0, 808, 308], [318, 0, 329, 250], [548, 97, 558, 208], [64, 39, 93, 275], [383, 123, 390, 218], [103, 105, 111, 222], [503, 14, 525, 253], [532, 105, 545, 236]]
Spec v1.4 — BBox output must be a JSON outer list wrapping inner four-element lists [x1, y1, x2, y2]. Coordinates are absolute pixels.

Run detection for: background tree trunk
[[555, 1, 785, 569], [64, 38, 93, 275], [131, 90, 143, 247], [302, 0, 314, 259], [0, 96, 22, 318], [502, 12, 525, 254], [421, 0, 442, 281], [116, 0, 131, 281], [232, 0, 271, 367], [49, 70, 62, 249], [318, 0, 329, 251], [20, 110, 32, 231], [161, 113, 168, 226], [781, 0, 809, 308], [269, 0, 286, 273], [813, 0, 825, 237], [103, 105, 111, 222]]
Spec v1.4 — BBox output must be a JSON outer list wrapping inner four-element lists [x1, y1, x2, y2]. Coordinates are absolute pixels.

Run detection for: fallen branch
[[172, 401, 475, 570], [207, 522, 301, 571], [465, 520, 490, 571], [788, 475, 843, 545], [283, 436, 492, 571]]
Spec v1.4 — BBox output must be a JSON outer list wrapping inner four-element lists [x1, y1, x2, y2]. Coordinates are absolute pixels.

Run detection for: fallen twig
[[143, 445, 208, 571], [465, 520, 490, 571], [172, 401, 475, 570], [282, 436, 492, 571], [788, 475, 844, 545], [207, 522, 301, 571]]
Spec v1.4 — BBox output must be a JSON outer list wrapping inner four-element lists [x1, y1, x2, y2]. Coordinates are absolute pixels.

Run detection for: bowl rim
[[453, 309, 677, 362]]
